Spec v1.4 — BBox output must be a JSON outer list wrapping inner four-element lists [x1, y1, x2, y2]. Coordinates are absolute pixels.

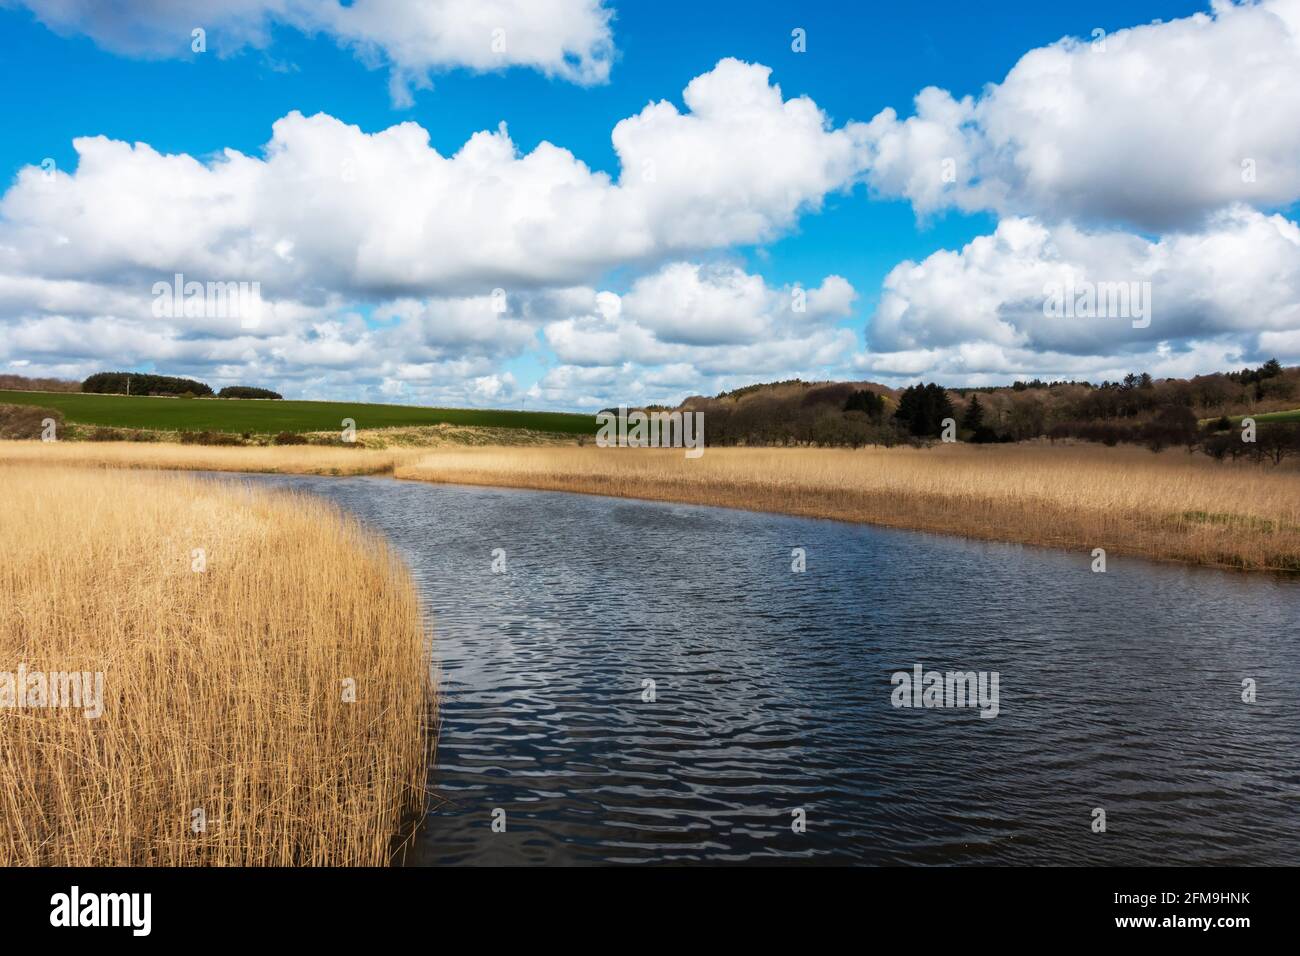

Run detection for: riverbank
[[0, 464, 434, 865], [3, 440, 1298, 571], [237, 470, 1300, 866], [0, 439, 416, 474], [394, 444, 1300, 572]]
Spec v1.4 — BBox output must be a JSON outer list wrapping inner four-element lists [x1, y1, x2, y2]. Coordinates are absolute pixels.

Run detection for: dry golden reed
[[0, 439, 419, 475], [396, 443, 1300, 571], [0, 465, 434, 866]]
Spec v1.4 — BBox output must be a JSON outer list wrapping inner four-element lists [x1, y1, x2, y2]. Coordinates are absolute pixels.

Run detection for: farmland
[[0, 389, 594, 435]]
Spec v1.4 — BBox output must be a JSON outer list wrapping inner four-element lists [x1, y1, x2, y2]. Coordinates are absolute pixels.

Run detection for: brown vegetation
[[396, 444, 1300, 572], [0, 403, 63, 440], [0, 465, 435, 865], [0, 439, 414, 475], [0, 374, 79, 393], [6, 437, 1297, 572]]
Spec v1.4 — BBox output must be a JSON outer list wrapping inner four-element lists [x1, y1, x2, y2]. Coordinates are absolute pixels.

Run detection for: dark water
[[237, 474, 1300, 866]]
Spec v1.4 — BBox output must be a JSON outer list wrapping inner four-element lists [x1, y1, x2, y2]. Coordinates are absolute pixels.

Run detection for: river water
[[238, 473, 1300, 866]]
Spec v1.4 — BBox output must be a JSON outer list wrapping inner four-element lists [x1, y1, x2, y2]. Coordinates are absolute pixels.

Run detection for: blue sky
[[1, 0, 1297, 409]]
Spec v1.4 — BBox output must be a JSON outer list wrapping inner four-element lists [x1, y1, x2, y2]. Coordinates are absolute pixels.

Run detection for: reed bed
[[0, 440, 419, 475], [0, 465, 434, 866], [396, 444, 1300, 571]]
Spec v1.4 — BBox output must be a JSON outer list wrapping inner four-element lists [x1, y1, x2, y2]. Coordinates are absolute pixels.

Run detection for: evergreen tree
[[961, 395, 985, 430], [894, 383, 955, 437], [844, 389, 885, 419]]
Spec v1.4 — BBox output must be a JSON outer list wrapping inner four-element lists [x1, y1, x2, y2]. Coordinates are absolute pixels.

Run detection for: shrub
[[310, 436, 365, 449], [178, 430, 244, 446], [0, 403, 63, 440], [1200, 433, 1233, 462], [218, 386, 283, 400], [274, 431, 310, 445]]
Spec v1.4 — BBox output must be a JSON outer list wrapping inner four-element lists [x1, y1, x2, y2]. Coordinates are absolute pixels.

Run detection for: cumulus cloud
[[862, 0, 1300, 230], [9, 0, 616, 103], [852, 338, 1255, 390], [0, 305, 529, 407], [0, 261, 861, 409], [617, 262, 854, 346], [12, 3, 1300, 407], [851, 1, 1300, 386], [609, 58, 868, 248], [532, 262, 859, 406], [0, 56, 878, 408], [544, 262, 855, 363], [0, 60, 867, 304], [860, 206, 1300, 383]]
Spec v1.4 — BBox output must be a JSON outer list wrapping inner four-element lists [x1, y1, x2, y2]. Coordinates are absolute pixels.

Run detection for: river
[[238, 473, 1300, 865]]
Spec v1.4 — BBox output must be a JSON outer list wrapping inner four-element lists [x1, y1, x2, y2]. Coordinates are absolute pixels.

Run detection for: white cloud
[[10, 0, 616, 103], [469, 372, 516, 401], [0, 56, 879, 409], [1259, 329, 1300, 358], [0, 60, 867, 303], [861, 205, 1300, 383], [617, 262, 853, 346], [373, 294, 541, 359], [530, 262, 859, 406], [853, 2, 1300, 387], [609, 58, 868, 248], [0, 261, 861, 410], [11, 5, 1300, 407], [862, 0, 1300, 230], [851, 338, 1254, 388], [544, 262, 856, 363]]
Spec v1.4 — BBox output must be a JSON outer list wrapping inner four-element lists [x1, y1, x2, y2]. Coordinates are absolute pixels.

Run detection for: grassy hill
[[1206, 408, 1300, 425], [0, 390, 593, 436], [1248, 408, 1300, 423]]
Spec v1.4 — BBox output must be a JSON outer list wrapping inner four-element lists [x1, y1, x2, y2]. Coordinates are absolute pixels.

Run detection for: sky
[[1, 0, 1299, 410]]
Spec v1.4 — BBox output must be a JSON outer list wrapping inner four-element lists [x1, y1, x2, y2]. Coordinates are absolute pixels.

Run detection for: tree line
[[80, 373, 281, 399], [676, 359, 1300, 460]]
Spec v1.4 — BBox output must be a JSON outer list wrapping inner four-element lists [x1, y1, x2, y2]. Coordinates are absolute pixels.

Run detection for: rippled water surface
[[240, 474, 1300, 865]]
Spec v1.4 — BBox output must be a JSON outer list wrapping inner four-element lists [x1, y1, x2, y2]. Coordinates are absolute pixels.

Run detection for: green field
[[1250, 408, 1300, 423], [1207, 408, 1300, 425], [0, 390, 594, 435]]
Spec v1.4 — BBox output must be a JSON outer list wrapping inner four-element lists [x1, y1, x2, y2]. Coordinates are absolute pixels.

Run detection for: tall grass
[[0, 465, 434, 865], [396, 444, 1300, 571], [0, 439, 415, 475]]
